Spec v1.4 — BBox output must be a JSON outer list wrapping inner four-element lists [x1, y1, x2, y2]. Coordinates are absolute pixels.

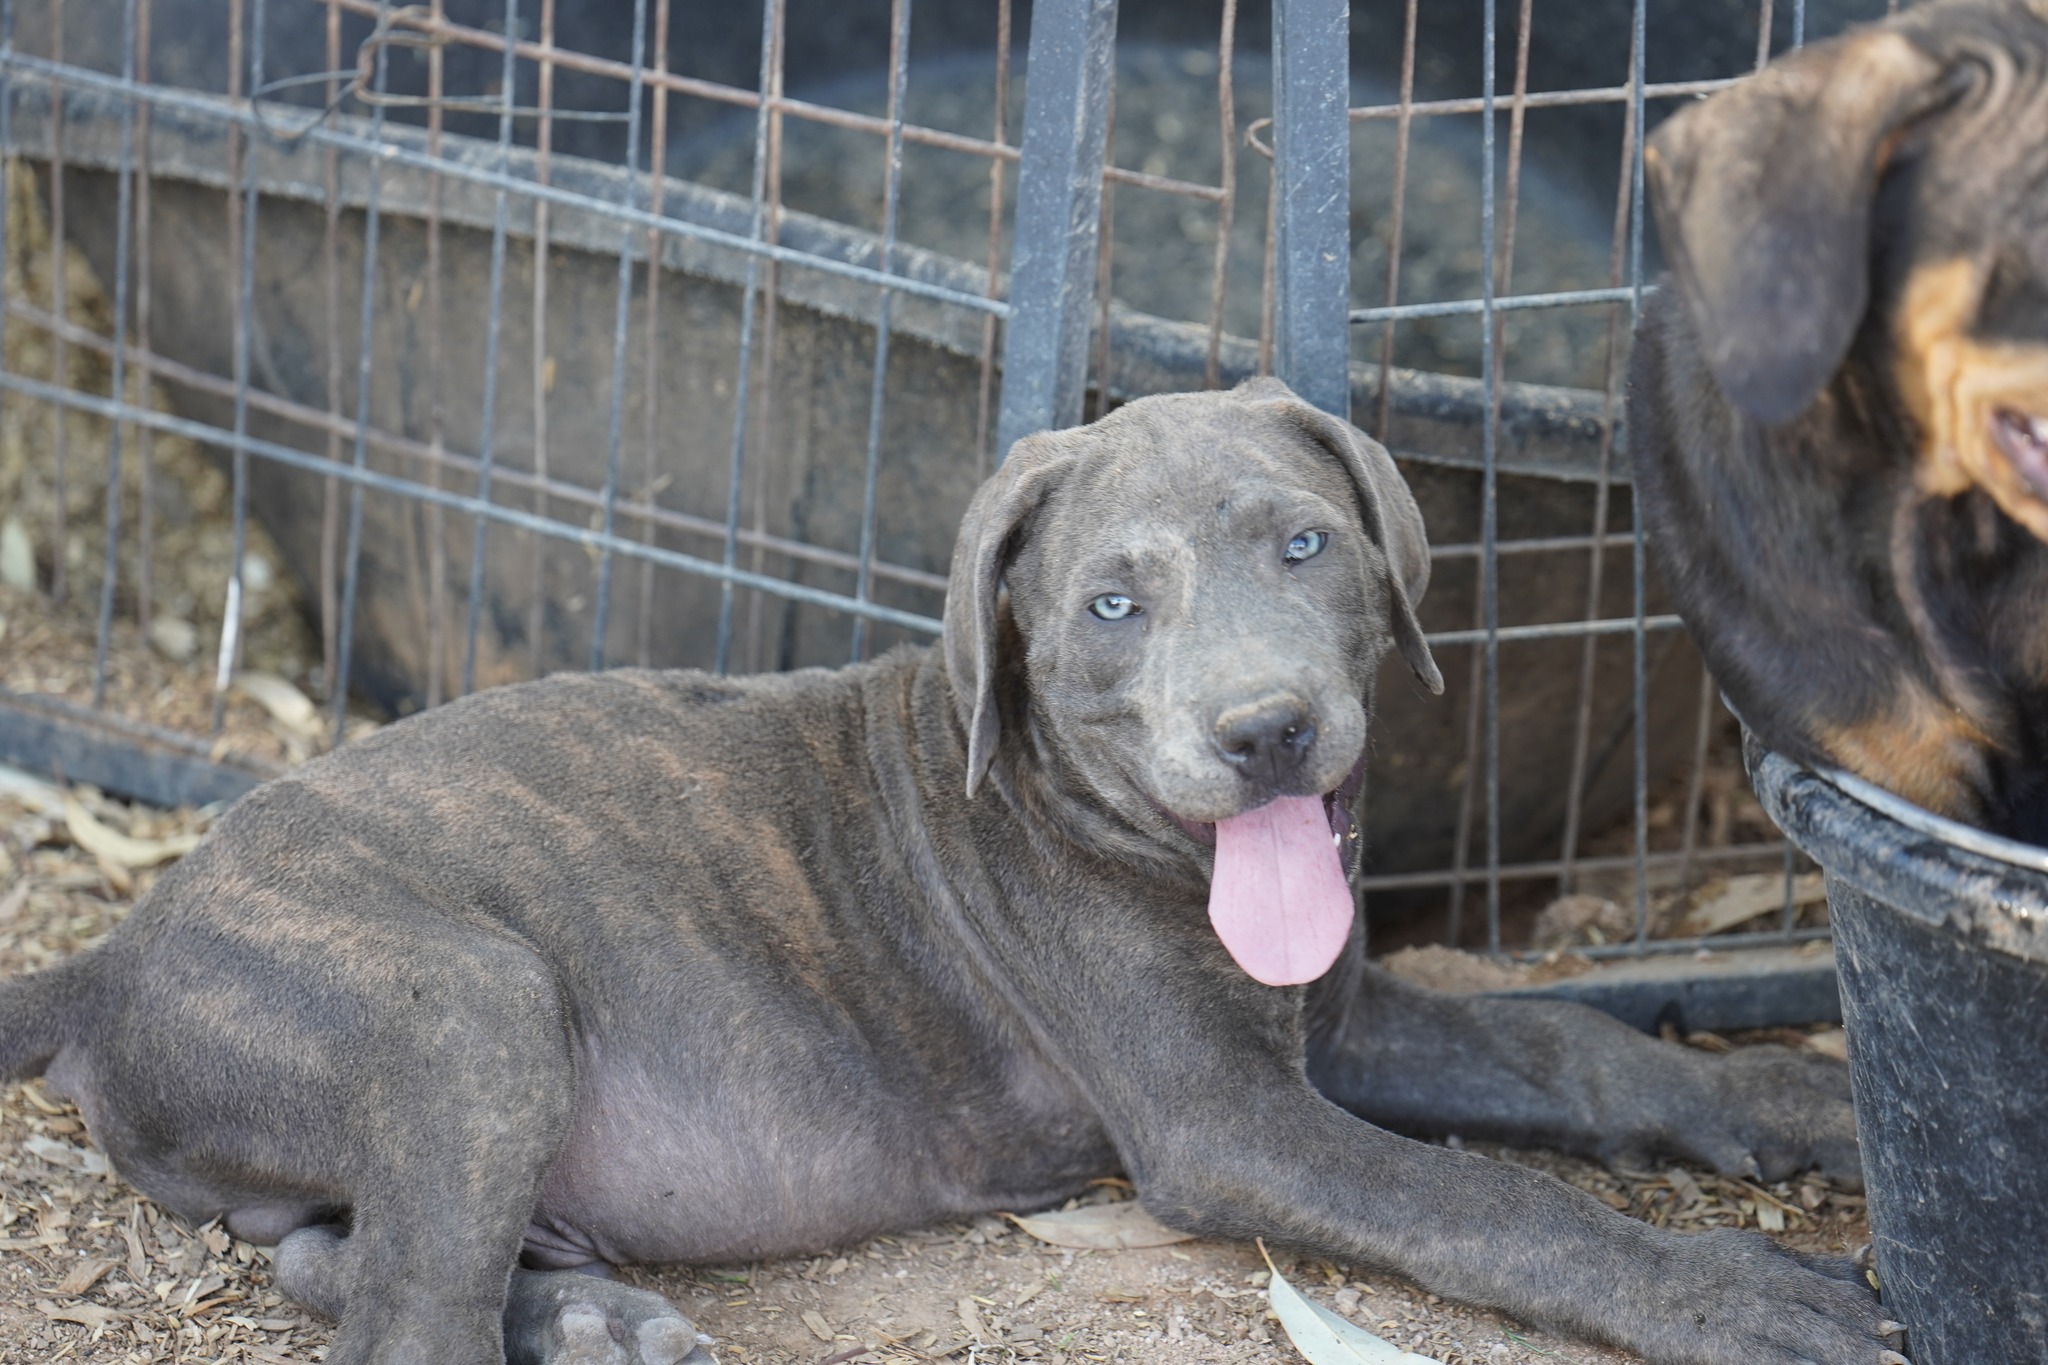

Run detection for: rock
[[147, 616, 200, 663]]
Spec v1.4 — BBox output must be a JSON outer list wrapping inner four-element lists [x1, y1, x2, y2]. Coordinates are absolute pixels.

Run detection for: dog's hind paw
[[506, 1270, 716, 1365]]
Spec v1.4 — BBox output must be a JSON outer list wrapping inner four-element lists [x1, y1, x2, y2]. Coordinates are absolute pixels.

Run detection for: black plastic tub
[[1745, 737, 2048, 1364]]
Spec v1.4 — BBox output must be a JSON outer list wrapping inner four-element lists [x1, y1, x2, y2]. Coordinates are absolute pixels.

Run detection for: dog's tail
[[0, 955, 93, 1083]]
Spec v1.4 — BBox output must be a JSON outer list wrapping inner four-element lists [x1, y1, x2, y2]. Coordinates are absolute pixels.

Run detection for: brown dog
[[1632, 0, 2048, 839], [3, 381, 1886, 1365]]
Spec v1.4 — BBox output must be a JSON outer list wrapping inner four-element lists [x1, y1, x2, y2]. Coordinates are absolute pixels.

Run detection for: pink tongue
[[1207, 795, 1354, 986]]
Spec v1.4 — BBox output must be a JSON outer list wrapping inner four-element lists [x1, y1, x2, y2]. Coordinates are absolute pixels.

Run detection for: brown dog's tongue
[[1207, 795, 1354, 986]]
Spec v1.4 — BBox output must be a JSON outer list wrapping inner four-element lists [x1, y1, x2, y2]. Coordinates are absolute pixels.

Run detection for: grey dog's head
[[943, 377, 1442, 859]]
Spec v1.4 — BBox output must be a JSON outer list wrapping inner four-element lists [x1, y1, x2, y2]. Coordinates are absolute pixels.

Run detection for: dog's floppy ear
[[1233, 379, 1444, 695], [944, 434, 1080, 796], [1646, 28, 1948, 424]]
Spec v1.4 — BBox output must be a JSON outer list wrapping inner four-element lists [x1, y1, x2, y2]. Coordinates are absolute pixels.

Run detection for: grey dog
[[2, 380, 1896, 1365]]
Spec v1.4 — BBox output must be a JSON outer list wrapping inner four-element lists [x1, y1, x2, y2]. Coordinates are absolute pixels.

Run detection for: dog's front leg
[[1302, 964, 1860, 1184], [1119, 1067, 1890, 1365]]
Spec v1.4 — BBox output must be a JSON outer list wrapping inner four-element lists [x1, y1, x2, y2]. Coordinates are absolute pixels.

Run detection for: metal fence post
[[995, 0, 1118, 461], [1271, 0, 1351, 418]]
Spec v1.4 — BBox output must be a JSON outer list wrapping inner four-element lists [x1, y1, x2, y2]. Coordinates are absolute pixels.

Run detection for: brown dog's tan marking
[[1898, 257, 2048, 539], [1816, 686, 1997, 819]]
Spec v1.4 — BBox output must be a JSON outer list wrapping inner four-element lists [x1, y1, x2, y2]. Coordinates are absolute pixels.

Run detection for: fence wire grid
[[0, 0, 1907, 965]]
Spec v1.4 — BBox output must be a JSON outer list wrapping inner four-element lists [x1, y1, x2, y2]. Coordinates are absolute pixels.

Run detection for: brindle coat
[[1632, 0, 2048, 838], [2, 381, 1890, 1365]]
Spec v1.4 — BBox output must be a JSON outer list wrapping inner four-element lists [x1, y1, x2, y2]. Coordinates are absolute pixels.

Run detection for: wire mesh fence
[[0, 0, 1905, 972]]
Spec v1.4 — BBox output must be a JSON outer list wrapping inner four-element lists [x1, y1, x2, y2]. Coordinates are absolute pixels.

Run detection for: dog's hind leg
[[279, 1228, 714, 1365], [239, 938, 708, 1365], [272, 991, 574, 1365], [501, 1271, 716, 1365]]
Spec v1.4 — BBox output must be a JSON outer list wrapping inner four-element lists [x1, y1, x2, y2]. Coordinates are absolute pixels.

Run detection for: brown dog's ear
[[1232, 379, 1445, 695], [1646, 28, 1948, 424], [944, 434, 1080, 796]]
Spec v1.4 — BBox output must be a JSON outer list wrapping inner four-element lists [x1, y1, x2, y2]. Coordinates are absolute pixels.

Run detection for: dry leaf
[[231, 671, 321, 737], [55, 1257, 115, 1295], [20, 1083, 68, 1115], [0, 1231, 65, 1251], [802, 1309, 836, 1343], [1260, 1241, 1440, 1365], [0, 763, 65, 817], [63, 797, 200, 870], [1007, 1201, 1196, 1250], [1681, 873, 1825, 937]]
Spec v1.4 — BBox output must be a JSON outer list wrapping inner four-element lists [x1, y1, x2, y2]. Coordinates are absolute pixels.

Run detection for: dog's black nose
[[1214, 699, 1317, 788]]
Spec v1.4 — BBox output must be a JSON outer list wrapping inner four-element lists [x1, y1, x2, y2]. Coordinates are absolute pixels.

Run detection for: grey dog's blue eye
[[1284, 530, 1329, 564], [1089, 593, 1139, 621]]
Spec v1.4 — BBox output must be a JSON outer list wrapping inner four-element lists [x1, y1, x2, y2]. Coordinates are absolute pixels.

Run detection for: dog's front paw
[[504, 1271, 717, 1365], [1599, 1044, 1860, 1188], [1705, 1045, 1860, 1187], [1628, 1228, 1902, 1365]]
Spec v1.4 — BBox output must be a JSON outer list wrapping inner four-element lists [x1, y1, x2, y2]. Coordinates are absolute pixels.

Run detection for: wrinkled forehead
[[1042, 398, 1359, 524], [1890, 11, 2048, 326], [1895, 144, 2048, 348], [1908, 111, 2048, 240]]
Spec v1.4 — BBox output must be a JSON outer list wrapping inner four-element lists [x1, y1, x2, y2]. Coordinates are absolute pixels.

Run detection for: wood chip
[[54, 1257, 115, 1295], [36, 1298, 126, 1329], [1680, 873, 1825, 937], [1805, 1028, 1850, 1062], [180, 1272, 229, 1310], [0, 1230, 65, 1250], [122, 1215, 147, 1283], [0, 877, 29, 926], [24, 1133, 110, 1175]]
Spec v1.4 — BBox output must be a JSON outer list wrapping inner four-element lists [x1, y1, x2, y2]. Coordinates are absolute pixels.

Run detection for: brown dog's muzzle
[[1898, 258, 2048, 539]]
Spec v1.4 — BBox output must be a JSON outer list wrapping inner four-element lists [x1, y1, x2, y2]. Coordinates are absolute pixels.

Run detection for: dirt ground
[[0, 764, 1871, 1365]]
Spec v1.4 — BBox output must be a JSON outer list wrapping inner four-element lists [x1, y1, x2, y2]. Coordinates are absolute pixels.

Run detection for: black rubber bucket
[[1745, 736, 2048, 1364]]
